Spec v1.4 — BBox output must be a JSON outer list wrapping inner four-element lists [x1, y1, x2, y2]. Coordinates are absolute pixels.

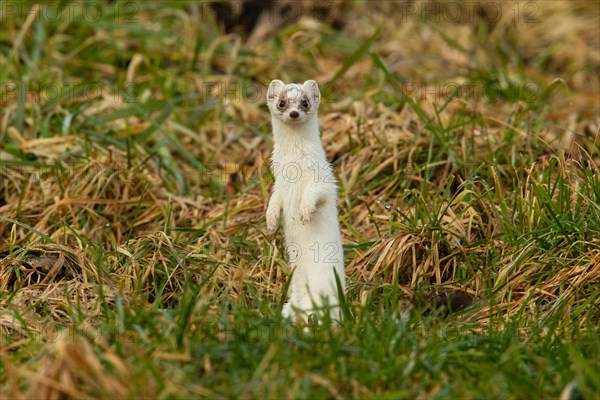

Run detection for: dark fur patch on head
[[276, 94, 289, 111], [300, 95, 311, 111]]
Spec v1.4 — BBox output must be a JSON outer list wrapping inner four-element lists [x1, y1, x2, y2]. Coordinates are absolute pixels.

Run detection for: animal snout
[[289, 111, 299, 119]]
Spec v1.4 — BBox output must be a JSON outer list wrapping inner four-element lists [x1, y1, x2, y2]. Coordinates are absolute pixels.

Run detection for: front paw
[[300, 204, 316, 223], [266, 208, 280, 234]]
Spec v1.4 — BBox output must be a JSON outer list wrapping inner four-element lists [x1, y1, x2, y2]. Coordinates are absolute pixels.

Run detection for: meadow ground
[[1, 1, 599, 398]]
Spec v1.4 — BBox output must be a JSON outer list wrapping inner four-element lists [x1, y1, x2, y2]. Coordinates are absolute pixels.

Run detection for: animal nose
[[290, 111, 299, 119]]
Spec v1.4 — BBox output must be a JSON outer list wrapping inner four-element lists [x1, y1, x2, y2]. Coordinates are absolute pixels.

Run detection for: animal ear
[[267, 80, 284, 104], [302, 80, 320, 104]]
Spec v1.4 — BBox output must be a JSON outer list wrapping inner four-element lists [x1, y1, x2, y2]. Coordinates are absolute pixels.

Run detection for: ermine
[[265, 79, 346, 322]]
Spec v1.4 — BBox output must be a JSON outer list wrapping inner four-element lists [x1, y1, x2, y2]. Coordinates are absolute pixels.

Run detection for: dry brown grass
[[1, 1, 599, 398]]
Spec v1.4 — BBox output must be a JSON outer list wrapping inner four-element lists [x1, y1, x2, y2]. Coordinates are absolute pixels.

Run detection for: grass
[[1, 1, 599, 399]]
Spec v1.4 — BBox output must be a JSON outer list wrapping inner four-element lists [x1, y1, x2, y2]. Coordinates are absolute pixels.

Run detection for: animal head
[[266, 80, 321, 124]]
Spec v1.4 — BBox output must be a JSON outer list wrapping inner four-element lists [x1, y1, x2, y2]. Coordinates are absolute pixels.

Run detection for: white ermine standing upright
[[266, 79, 346, 322]]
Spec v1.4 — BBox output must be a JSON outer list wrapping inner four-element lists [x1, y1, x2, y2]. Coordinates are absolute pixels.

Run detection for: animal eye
[[301, 100, 309, 108], [278, 100, 286, 108]]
